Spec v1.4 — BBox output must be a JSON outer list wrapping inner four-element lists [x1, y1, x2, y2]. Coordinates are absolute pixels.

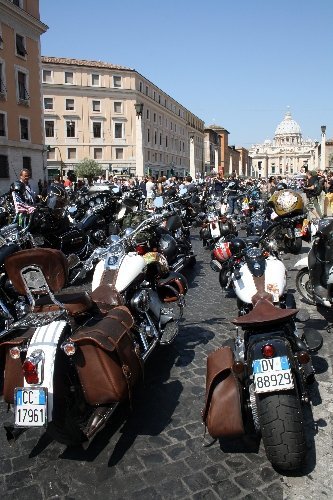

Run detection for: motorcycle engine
[[130, 289, 150, 313]]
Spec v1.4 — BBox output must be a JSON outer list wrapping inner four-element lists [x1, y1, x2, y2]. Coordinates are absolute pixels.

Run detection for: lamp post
[[134, 103, 144, 178], [321, 125, 326, 171], [47, 145, 65, 182]]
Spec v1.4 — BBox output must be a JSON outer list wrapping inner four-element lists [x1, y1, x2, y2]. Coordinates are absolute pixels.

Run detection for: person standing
[[145, 176, 155, 208], [303, 170, 322, 219], [227, 173, 240, 215]]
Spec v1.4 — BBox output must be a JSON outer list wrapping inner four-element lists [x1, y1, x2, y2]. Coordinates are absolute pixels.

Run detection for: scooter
[[295, 217, 333, 307]]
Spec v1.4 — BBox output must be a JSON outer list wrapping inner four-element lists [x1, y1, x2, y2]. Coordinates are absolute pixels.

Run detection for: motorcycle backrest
[[5, 248, 68, 295]]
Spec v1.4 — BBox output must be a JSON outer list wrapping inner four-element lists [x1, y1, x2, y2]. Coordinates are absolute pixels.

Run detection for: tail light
[[22, 350, 44, 385], [262, 344, 275, 358], [136, 244, 147, 255]]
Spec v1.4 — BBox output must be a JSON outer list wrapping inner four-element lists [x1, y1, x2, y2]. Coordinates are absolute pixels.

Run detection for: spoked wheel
[[296, 268, 316, 305]]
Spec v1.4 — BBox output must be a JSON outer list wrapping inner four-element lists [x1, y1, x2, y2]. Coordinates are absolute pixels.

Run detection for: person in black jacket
[[303, 170, 322, 218], [227, 173, 240, 215]]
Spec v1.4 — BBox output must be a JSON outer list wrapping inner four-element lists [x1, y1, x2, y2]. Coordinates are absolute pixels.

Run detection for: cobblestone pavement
[[0, 230, 332, 499]]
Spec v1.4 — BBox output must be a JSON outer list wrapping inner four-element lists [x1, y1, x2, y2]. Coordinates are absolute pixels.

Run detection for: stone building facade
[[42, 56, 205, 180], [0, 0, 48, 193], [249, 111, 315, 178]]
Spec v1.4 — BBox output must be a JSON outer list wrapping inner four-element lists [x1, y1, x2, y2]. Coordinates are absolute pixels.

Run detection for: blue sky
[[39, 0, 333, 148]]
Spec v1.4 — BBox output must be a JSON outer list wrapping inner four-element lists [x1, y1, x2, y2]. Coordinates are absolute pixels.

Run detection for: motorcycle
[[206, 220, 323, 470], [0, 214, 187, 447], [295, 217, 333, 307]]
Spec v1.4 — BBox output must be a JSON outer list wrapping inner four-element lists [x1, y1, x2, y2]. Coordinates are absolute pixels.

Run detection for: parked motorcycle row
[[0, 178, 329, 472]]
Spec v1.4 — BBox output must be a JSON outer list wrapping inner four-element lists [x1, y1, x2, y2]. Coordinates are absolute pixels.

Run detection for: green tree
[[74, 158, 103, 185]]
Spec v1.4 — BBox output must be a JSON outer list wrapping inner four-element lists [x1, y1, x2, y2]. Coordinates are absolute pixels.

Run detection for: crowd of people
[[7, 167, 333, 221]]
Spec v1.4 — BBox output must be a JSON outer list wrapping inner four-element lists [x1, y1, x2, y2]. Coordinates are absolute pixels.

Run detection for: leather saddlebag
[[70, 306, 143, 405], [202, 346, 244, 438], [0, 332, 33, 403]]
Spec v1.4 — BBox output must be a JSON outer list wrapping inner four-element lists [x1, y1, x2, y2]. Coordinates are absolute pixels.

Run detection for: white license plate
[[253, 356, 294, 393], [14, 388, 47, 427]]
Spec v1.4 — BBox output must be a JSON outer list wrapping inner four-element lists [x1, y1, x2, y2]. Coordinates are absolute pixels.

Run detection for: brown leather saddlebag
[[202, 346, 244, 438], [0, 331, 33, 403], [70, 306, 143, 405]]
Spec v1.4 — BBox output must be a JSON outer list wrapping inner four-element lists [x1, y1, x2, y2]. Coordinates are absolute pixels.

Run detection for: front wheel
[[296, 268, 316, 305], [258, 392, 306, 470]]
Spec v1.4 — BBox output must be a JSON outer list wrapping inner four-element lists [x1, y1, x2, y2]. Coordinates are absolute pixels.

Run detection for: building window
[[94, 148, 102, 160], [20, 117, 29, 140], [47, 147, 55, 160], [66, 121, 75, 137], [16, 34, 27, 57], [23, 156, 31, 172], [92, 100, 101, 112], [44, 97, 53, 110], [64, 71, 74, 84], [114, 123, 123, 139], [0, 30, 3, 49], [17, 70, 29, 102], [145, 86, 148, 96], [0, 112, 6, 136], [93, 122, 101, 138], [154, 131, 157, 144], [12, 0, 23, 6], [115, 148, 123, 160], [113, 75, 121, 88], [91, 73, 100, 86], [147, 129, 150, 142], [153, 113, 156, 122], [114, 101, 122, 113], [146, 109, 149, 120], [0, 62, 5, 95], [45, 120, 54, 138], [159, 133, 162, 146], [66, 98, 75, 111], [139, 82, 142, 92], [42, 69, 52, 83], [67, 148, 76, 160], [0, 154, 9, 178]]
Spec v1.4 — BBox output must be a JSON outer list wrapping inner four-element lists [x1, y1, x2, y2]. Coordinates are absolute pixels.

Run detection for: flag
[[12, 191, 36, 214]]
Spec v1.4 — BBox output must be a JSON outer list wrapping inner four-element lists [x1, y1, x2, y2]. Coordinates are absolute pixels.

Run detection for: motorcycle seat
[[232, 298, 298, 327], [33, 292, 93, 316]]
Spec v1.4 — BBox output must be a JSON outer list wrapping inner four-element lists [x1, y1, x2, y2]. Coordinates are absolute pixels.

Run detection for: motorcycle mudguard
[[294, 257, 308, 268], [202, 346, 244, 438], [0, 334, 30, 402]]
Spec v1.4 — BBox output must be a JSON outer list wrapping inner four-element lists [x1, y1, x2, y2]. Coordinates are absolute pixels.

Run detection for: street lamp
[[134, 103, 144, 117], [321, 125, 326, 134]]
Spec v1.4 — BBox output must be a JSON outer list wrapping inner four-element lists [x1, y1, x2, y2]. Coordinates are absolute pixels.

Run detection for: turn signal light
[[61, 342, 76, 356], [297, 351, 310, 364], [232, 360, 244, 374], [9, 347, 21, 359], [22, 360, 39, 385], [262, 344, 275, 358]]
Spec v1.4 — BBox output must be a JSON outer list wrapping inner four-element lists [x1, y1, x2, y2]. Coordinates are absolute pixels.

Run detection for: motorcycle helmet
[[229, 237, 246, 257], [276, 182, 287, 191], [11, 181, 25, 195], [47, 183, 67, 210], [157, 233, 177, 261], [268, 189, 304, 217], [213, 242, 232, 262]]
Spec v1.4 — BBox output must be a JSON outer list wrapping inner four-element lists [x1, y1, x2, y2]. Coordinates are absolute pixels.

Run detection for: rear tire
[[296, 268, 316, 305], [258, 392, 306, 470]]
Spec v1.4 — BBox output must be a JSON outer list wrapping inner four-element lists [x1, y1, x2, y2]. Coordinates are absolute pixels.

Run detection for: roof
[[41, 56, 133, 71]]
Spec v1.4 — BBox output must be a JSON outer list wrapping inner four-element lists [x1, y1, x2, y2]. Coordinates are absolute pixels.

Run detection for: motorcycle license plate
[[252, 356, 294, 393], [14, 388, 47, 427]]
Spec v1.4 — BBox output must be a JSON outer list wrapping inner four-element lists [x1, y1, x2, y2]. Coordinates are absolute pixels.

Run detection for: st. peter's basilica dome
[[275, 111, 301, 136]]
